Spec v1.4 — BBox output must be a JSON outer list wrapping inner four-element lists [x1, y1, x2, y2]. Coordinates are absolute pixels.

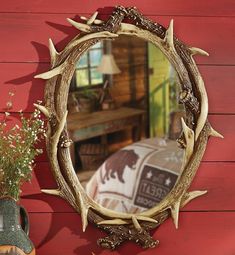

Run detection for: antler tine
[[87, 11, 99, 25]]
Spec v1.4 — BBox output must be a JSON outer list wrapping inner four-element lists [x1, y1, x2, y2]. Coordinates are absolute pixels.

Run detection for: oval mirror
[[67, 35, 185, 214], [35, 6, 223, 250]]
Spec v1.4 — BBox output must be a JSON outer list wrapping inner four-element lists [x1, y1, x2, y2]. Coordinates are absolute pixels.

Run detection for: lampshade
[[97, 54, 121, 74]]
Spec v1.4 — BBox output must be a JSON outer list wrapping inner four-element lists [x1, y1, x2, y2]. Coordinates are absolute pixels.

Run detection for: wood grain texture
[[29, 211, 235, 255], [0, 14, 235, 65], [0, 113, 233, 166], [200, 65, 235, 114], [20, 162, 235, 213], [1, 0, 234, 16], [0, 63, 48, 112], [1, 64, 235, 114], [112, 35, 147, 106], [205, 115, 235, 162], [1, 1, 235, 254], [67, 107, 144, 130]]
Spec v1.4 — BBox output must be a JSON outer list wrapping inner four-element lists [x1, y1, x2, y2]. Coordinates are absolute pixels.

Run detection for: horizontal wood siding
[[0, 1, 234, 254], [28, 212, 235, 255]]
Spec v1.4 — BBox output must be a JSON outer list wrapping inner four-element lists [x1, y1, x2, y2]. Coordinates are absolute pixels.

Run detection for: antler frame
[[35, 6, 223, 250]]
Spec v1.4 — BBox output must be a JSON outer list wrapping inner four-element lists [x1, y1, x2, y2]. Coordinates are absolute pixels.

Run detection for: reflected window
[[74, 42, 104, 87]]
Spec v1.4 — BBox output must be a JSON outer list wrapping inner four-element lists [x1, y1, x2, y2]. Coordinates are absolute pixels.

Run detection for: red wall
[[1, 1, 235, 254]]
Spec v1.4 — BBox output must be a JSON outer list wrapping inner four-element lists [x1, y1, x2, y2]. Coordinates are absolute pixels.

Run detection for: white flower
[[6, 101, 13, 109]]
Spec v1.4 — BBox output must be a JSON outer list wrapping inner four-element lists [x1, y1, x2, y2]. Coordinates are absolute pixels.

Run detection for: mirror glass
[[67, 35, 185, 213]]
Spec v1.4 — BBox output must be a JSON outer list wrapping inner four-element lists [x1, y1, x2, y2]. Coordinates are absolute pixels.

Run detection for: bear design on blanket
[[101, 149, 139, 184]]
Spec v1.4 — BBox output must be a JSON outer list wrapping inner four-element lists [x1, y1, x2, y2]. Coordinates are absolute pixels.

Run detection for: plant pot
[[78, 97, 94, 113], [0, 197, 35, 255]]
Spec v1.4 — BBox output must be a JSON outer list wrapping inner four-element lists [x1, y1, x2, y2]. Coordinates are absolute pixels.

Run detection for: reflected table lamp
[[97, 54, 121, 109]]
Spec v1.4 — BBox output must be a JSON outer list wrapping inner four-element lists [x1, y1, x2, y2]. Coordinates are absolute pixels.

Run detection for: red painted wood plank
[[21, 194, 75, 213], [1, 64, 234, 114], [20, 161, 235, 213], [152, 212, 235, 255], [0, 14, 235, 65], [21, 162, 56, 194], [0, 63, 48, 112], [0, 114, 234, 162], [204, 115, 235, 162], [184, 162, 235, 211], [0, 13, 77, 63], [0, 114, 234, 163], [33, 115, 235, 162], [20, 162, 74, 213], [27, 212, 235, 255], [11, 114, 235, 214], [201, 65, 235, 114], [1, 0, 234, 17]]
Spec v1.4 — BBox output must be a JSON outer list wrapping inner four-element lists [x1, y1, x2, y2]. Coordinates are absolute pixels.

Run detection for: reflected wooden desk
[[67, 107, 145, 164]]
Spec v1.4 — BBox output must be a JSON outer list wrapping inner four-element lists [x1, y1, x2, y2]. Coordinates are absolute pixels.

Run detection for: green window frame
[[74, 42, 104, 88]]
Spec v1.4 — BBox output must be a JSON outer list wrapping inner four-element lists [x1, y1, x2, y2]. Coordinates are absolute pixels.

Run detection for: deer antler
[[34, 6, 223, 249]]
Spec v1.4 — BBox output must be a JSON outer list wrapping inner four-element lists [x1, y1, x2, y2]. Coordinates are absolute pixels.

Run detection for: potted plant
[[0, 101, 45, 255], [78, 88, 97, 113]]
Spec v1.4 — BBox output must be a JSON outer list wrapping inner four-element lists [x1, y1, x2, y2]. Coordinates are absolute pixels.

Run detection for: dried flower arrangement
[[0, 93, 45, 200]]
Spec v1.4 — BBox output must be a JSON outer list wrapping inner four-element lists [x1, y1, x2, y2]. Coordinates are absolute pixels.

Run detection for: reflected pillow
[[86, 137, 183, 213]]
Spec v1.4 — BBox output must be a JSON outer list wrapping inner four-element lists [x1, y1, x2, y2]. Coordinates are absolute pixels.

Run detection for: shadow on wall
[[3, 6, 138, 113], [4, 15, 84, 113], [22, 194, 144, 255], [4, 42, 49, 113], [10, 7, 150, 254]]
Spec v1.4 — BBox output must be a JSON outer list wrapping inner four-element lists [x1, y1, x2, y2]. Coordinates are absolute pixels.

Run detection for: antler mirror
[[35, 6, 223, 250]]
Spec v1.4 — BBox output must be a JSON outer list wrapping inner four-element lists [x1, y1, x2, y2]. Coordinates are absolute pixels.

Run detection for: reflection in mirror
[[0, 214, 3, 231], [67, 35, 185, 213]]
